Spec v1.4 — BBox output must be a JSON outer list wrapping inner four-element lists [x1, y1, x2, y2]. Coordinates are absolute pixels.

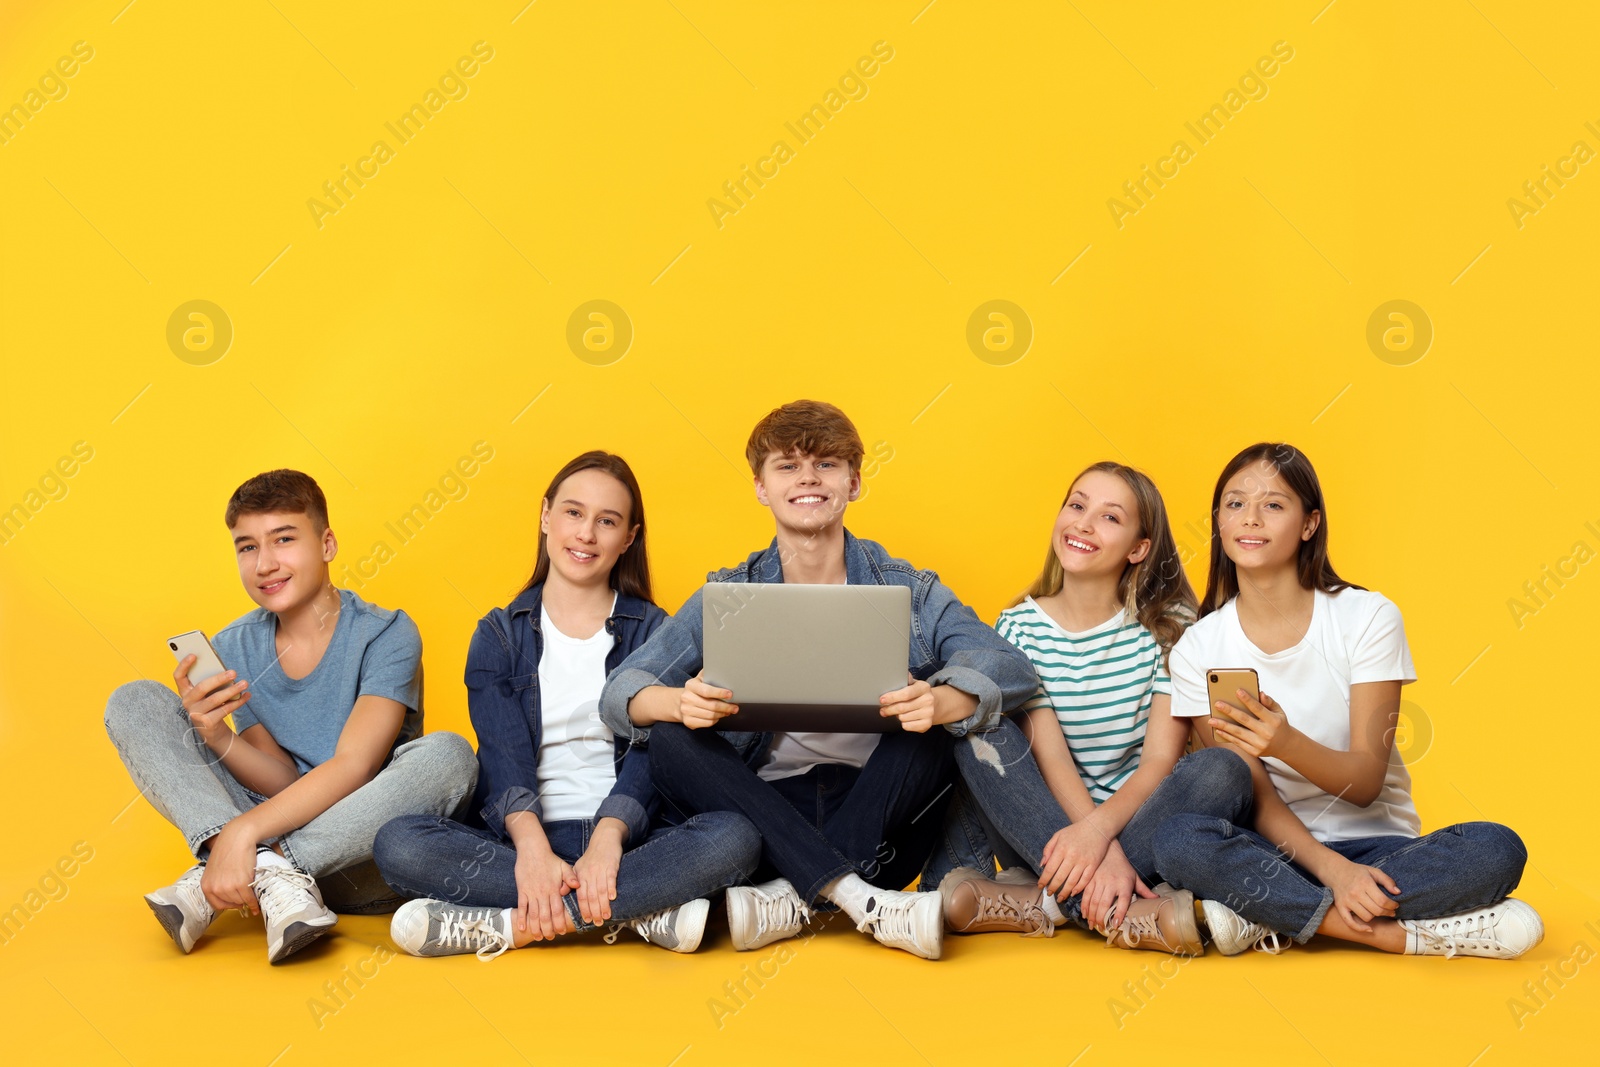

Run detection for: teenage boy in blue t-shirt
[[105, 470, 477, 963], [600, 401, 1036, 959]]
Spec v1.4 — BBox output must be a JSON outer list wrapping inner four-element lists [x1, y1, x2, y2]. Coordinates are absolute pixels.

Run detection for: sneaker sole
[[144, 896, 196, 953], [1165, 890, 1204, 956], [269, 918, 336, 964]]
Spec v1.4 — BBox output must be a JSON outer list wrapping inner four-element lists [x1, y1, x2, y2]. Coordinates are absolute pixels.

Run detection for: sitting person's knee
[[104, 679, 180, 737]]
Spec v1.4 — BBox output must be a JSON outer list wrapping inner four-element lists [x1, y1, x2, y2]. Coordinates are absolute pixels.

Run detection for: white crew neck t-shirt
[[1168, 587, 1421, 842], [535, 600, 619, 822]]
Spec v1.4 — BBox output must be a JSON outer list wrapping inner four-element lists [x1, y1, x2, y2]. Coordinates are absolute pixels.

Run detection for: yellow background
[[3, 1, 1597, 1064]]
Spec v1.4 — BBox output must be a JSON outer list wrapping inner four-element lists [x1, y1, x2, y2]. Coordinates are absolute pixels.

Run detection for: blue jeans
[[927, 716, 1254, 929], [105, 680, 478, 914], [647, 723, 957, 905], [1152, 816, 1528, 942], [372, 811, 759, 931]]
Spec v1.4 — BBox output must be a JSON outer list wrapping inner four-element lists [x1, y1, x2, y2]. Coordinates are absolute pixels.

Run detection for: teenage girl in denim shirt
[[374, 452, 759, 958]]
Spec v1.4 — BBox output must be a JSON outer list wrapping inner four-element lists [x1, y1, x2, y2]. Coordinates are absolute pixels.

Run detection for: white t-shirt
[[759, 731, 880, 782], [1168, 588, 1421, 842], [535, 603, 619, 822]]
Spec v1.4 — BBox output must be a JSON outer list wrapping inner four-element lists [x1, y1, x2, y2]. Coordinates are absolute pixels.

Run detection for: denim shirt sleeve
[[922, 578, 1038, 737], [599, 589, 706, 745], [594, 745, 654, 841], [464, 614, 543, 838]]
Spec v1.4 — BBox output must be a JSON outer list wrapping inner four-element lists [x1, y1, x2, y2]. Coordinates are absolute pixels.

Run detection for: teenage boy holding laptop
[[600, 400, 1036, 959]]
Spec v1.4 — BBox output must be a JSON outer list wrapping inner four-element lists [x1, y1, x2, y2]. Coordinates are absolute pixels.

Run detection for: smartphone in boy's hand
[[168, 630, 227, 686], [168, 630, 249, 728]]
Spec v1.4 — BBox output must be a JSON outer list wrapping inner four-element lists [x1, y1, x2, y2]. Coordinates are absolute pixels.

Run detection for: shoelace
[[175, 868, 216, 919], [610, 907, 676, 947], [1249, 929, 1287, 954], [752, 889, 811, 941], [973, 891, 1053, 937], [435, 911, 512, 961], [858, 898, 917, 943], [1413, 911, 1506, 959], [251, 866, 318, 920], [1104, 908, 1169, 950]]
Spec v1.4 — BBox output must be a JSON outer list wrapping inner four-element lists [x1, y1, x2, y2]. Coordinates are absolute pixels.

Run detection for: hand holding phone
[[168, 630, 249, 743], [1205, 667, 1292, 759], [1206, 668, 1260, 728]]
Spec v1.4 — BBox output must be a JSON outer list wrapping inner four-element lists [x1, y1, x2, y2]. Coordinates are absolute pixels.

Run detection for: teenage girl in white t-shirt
[[934, 462, 1256, 956], [1156, 442, 1541, 958], [373, 452, 760, 958]]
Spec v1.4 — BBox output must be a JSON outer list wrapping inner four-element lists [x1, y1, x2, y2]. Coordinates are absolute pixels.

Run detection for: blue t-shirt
[[213, 588, 423, 773]]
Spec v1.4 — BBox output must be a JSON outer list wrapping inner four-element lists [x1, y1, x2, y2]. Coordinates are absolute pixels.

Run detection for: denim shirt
[[466, 583, 668, 844], [599, 529, 1036, 761]]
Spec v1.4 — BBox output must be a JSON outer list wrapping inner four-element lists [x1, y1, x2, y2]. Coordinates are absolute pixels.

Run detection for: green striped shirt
[[996, 598, 1171, 803]]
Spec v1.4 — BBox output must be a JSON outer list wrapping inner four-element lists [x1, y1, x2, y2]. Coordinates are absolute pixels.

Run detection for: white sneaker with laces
[[1402, 899, 1543, 959], [604, 898, 711, 953], [858, 889, 943, 960], [727, 878, 811, 952], [254, 864, 337, 964], [144, 864, 216, 953], [1200, 899, 1289, 956], [391, 899, 515, 961]]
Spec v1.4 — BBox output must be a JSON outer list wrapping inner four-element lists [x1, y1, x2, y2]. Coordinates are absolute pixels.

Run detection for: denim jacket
[[466, 582, 668, 844], [599, 529, 1036, 762]]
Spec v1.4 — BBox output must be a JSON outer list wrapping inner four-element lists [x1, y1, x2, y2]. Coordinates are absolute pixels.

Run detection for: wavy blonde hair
[[1014, 461, 1197, 659]]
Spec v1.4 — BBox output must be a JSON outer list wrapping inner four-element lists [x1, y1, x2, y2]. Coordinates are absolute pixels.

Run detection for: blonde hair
[[1014, 461, 1197, 659]]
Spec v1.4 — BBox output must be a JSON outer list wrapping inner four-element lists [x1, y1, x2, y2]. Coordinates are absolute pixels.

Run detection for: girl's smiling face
[[1218, 460, 1320, 576], [540, 469, 638, 588], [1051, 469, 1149, 579]]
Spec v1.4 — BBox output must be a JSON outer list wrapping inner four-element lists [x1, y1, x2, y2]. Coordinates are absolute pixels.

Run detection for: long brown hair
[[520, 451, 652, 602], [1199, 442, 1360, 617], [1014, 461, 1197, 658]]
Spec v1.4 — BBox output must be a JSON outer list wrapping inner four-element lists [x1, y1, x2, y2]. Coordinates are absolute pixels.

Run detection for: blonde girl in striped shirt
[[934, 462, 1253, 956]]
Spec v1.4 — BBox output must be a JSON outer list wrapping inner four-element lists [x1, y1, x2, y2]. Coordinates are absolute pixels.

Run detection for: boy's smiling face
[[754, 450, 859, 535], [231, 510, 337, 613]]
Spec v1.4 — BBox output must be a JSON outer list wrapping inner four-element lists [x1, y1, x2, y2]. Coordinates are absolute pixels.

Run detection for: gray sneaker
[[254, 864, 337, 964], [605, 898, 711, 953], [143, 864, 216, 953], [391, 899, 515, 960]]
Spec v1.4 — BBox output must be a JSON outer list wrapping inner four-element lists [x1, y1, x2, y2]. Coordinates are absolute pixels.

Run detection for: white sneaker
[[392, 899, 515, 961], [605, 898, 711, 953], [254, 864, 337, 964], [858, 889, 944, 960], [1402, 899, 1544, 959], [727, 878, 811, 952], [143, 864, 216, 953], [1200, 899, 1289, 956]]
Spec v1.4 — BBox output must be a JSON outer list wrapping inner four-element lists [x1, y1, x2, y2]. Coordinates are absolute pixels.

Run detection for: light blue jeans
[[104, 680, 478, 913]]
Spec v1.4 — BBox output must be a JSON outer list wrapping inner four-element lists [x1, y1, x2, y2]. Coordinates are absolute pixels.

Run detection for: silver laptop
[[701, 583, 911, 732]]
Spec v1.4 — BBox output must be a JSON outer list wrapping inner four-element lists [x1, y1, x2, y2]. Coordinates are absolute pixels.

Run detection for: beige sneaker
[[1102, 889, 1204, 956], [939, 866, 1054, 938]]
